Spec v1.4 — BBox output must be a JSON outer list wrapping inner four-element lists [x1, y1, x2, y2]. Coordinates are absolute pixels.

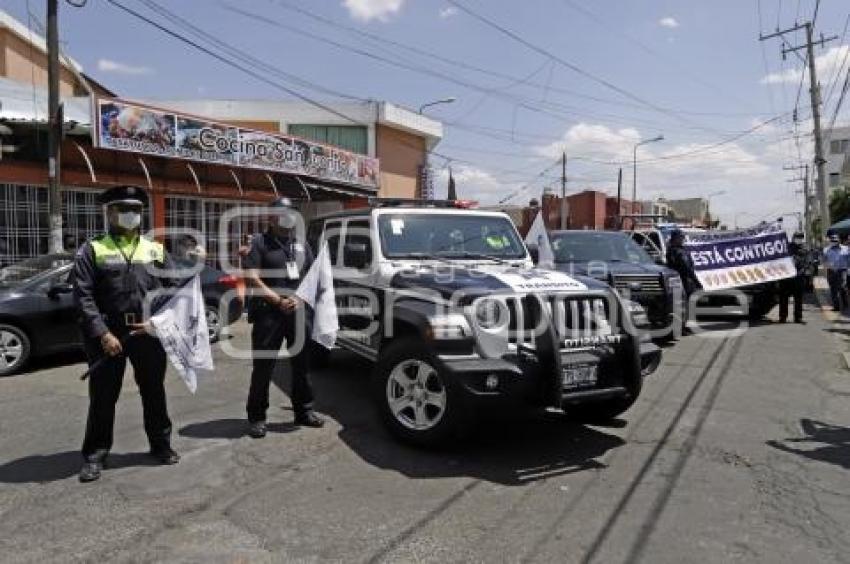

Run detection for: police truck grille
[[612, 274, 664, 295], [507, 295, 614, 346]]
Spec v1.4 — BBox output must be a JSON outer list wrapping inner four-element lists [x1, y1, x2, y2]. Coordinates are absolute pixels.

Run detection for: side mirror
[[654, 255, 665, 265], [343, 243, 370, 269], [47, 281, 73, 299], [527, 244, 540, 264]]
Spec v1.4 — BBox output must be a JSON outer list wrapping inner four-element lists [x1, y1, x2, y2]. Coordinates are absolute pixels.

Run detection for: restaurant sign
[[93, 98, 380, 189]]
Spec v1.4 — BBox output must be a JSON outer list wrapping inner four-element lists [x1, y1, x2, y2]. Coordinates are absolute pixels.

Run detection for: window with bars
[[0, 184, 114, 267], [165, 196, 264, 270]]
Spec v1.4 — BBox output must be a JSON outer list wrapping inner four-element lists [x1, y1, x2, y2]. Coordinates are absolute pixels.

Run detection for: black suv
[[307, 202, 659, 446], [548, 230, 684, 339]]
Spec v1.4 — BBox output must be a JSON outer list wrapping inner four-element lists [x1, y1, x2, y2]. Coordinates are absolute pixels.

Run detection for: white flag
[[148, 275, 214, 393], [525, 210, 556, 269], [295, 241, 339, 349]]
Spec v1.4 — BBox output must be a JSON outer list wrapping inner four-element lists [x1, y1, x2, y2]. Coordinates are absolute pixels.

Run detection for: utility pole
[[616, 167, 622, 229], [47, 0, 64, 252], [560, 151, 568, 229], [761, 22, 837, 241], [784, 163, 810, 239]]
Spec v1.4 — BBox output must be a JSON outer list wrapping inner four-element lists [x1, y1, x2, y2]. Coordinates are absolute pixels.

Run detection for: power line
[[444, 0, 723, 134], [558, 0, 760, 112], [104, 0, 368, 125], [226, 3, 740, 137], [823, 13, 850, 109], [267, 0, 770, 120]]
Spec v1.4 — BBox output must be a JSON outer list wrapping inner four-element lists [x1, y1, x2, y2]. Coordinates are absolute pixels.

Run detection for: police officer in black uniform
[[243, 197, 324, 438], [779, 231, 806, 323], [666, 229, 700, 334], [72, 185, 180, 482]]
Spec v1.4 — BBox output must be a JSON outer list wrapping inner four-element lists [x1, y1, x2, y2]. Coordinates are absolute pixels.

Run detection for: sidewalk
[[813, 275, 850, 368]]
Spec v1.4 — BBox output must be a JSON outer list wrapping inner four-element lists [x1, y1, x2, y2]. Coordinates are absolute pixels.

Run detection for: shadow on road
[[767, 418, 850, 470], [179, 418, 296, 439], [300, 351, 626, 486], [0, 451, 158, 484], [0, 349, 87, 379]]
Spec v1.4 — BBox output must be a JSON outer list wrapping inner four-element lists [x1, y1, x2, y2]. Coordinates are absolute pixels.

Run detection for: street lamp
[[417, 97, 456, 199], [632, 134, 664, 207], [419, 97, 457, 114]]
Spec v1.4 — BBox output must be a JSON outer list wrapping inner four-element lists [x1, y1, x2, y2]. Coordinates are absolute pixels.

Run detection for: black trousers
[[779, 277, 804, 321], [827, 270, 847, 310], [247, 309, 313, 422], [81, 333, 171, 460]]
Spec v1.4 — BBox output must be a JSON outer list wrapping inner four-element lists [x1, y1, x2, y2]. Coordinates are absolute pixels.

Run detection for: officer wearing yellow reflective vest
[[72, 185, 180, 482]]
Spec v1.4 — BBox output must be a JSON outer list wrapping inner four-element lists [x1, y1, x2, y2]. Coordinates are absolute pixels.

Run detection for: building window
[[830, 139, 850, 154], [0, 184, 110, 267], [288, 124, 368, 155], [830, 173, 842, 187]]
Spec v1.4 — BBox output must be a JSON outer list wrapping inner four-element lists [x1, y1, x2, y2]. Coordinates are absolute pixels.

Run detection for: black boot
[[150, 446, 180, 465], [295, 410, 325, 428], [248, 420, 267, 439], [79, 460, 103, 483]]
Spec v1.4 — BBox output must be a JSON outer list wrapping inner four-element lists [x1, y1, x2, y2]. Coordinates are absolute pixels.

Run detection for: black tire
[[205, 305, 222, 343], [372, 338, 465, 447], [0, 324, 32, 376]]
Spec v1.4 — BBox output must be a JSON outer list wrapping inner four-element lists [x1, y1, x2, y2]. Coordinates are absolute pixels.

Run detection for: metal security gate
[[165, 196, 263, 270], [0, 184, 106, 267]]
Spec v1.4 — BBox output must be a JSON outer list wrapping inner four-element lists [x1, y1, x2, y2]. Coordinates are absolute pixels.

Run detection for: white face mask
[[116, 211, 141, 230]]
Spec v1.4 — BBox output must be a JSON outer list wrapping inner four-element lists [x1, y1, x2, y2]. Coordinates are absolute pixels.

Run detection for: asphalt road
[[2, 296, 850, 563]]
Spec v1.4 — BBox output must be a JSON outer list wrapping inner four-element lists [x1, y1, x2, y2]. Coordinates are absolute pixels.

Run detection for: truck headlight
[[427, 314, 471, 340], [624, 299, 650, 328], [474, 298, 509, 331]]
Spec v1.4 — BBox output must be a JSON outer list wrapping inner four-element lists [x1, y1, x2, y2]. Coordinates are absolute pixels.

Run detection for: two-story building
[[0, 9, 442, 266]]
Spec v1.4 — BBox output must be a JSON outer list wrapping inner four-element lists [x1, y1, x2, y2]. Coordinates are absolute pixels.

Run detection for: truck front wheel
[[372, 339, 465, 447]]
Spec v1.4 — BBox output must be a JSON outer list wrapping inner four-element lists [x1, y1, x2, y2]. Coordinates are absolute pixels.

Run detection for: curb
[[813, 276, 850, 369]]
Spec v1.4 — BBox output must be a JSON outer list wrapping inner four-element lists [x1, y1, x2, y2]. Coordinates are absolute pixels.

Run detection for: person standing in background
[[823, 234, 849, 312], [779, 232, 806, 323]]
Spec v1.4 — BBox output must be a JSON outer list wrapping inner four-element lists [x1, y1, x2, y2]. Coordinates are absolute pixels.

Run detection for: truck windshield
[[551, 232, 654, 264], [378, 213, 527, 259]]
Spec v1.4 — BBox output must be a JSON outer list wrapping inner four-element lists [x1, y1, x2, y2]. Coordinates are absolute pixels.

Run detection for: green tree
[[829, 187, 850, 223]]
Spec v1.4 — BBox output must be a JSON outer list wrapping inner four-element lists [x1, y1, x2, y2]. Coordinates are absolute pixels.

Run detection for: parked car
[[0, 254, 242, 376], [548, 230, 683, 344], [307, 201, 660, 446]]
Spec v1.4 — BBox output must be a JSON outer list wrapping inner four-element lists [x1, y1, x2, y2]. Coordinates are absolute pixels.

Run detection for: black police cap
[[97, 185, 148, 207]]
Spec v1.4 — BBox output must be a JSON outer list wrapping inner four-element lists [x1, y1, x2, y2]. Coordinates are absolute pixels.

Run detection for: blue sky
[[7, 0, 850, 227]]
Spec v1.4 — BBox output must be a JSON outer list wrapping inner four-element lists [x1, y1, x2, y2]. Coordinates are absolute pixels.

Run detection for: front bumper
[[439, 338, 646, 408]]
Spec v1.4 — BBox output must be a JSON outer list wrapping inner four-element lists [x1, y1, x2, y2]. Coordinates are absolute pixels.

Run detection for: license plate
[[562, 365, 597, 389]]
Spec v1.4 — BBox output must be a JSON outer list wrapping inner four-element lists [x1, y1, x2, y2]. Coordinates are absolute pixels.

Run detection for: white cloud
[[440, 6, 458, 18], [536, 122, 642, 160], [435, 165, 510, 204], [658, 17, 679, 29], [343, 0, 404, 22], [97, 58, 153, 76], [761, 45, 850, 85]]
